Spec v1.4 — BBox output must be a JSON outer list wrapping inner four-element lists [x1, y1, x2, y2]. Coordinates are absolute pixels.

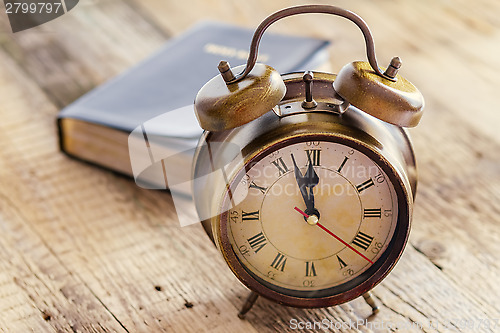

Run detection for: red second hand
[[294, 207, 374, 264]]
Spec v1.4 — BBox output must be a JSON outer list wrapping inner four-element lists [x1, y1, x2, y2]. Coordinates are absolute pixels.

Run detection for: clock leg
[[238, 292, 259, 319], [362, 291, 380, 316]]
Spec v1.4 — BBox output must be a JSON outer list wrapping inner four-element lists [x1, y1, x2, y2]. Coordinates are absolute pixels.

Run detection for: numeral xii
[[305, 149, 321, 166]]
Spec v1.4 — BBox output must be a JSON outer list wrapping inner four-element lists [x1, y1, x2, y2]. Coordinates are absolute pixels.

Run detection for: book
[[57, 21, 331, 190]]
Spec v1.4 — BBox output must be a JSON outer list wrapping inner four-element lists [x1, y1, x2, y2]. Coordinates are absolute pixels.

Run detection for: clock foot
[[362, 292, 380, 316], [238, 292, 259, 319]]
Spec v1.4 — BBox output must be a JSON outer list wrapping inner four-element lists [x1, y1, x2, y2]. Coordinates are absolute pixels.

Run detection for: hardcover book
[[57, 21, 330, 187]]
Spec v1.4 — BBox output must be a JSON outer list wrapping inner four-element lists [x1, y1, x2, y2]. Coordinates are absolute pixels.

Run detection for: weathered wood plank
[[0, 48, 129, 333]]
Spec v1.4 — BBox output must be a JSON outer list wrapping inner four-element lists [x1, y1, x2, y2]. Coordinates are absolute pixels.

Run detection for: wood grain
[[0, 0, 499, 332]]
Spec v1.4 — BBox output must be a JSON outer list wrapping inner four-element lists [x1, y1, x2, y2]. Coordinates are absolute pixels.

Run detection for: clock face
[[218, 136, 406, 303]]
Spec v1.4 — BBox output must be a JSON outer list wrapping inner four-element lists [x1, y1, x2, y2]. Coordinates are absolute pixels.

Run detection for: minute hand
[[291, 153, 319, 212]]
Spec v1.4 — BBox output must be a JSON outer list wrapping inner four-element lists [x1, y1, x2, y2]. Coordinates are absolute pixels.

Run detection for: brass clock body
[[192, 72, 416, 308]]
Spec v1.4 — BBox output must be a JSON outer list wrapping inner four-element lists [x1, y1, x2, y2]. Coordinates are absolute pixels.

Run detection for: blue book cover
[[58, 21, 330, 179]]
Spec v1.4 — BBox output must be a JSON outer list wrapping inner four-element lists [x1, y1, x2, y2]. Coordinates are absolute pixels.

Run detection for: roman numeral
[[247, 232, 267, 253], [306, 149, 321, 166], [356, 178, 375, 193], [271, 157, 289, 176], [337, 255, 347, 269], [305, 261, 317, 277], [249, 181, 267, 194], [352, 231, 374, 251], [337, 156, 349, 173], [270, 253, 287, 271], [364, 208, 382, 218], [242, 210, 259, 221]]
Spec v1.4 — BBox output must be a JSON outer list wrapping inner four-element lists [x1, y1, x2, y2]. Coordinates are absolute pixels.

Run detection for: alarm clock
[[191, 5, 424, 318]]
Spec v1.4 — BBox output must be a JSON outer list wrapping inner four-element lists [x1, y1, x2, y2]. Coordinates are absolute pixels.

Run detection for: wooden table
[[0, 0, 499, 332]]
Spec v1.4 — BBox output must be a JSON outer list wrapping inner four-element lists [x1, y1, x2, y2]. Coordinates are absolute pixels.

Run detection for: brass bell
[[194, 61, 286, 132], [334, 57, 424, 127]]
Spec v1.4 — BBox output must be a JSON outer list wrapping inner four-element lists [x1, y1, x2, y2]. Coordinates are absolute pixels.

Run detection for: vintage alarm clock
[[192, 5, 424, 317]]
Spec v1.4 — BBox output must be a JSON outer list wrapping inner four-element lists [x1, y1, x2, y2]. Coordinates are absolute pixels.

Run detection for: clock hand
[[291, 154, 319, 215], [291, 154, 312, 210], [303, 152, 319, 212], [294, 207, 374, 264]]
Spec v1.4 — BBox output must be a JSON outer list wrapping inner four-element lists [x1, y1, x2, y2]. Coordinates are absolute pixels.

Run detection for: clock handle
[[226, 4, 393, 84]]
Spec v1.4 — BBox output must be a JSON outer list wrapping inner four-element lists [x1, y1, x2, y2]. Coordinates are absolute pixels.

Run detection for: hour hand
[[291, 154, 308, 205]]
